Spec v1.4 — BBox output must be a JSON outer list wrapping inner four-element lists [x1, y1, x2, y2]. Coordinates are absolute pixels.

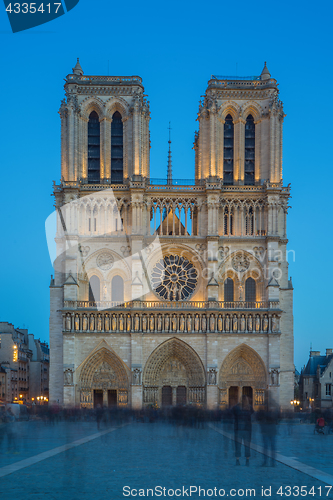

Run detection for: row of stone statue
[[64, 312, 279, 333]]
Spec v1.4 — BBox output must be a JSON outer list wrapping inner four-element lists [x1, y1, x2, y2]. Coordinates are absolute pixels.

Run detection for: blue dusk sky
[[0, 0, 332, 370]]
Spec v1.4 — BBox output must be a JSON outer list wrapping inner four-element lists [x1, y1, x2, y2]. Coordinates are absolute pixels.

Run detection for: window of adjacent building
[[89, 275, 100, 302], [88, 111, 100, 183], [223, 115, 234, 185], [112, 275, 124, 303], [245, 114, 255, 186], [111, 111, 123, 184], [245, 277, 256, 302], [224, 278, 234, 302], [326, 384, 332, 396]]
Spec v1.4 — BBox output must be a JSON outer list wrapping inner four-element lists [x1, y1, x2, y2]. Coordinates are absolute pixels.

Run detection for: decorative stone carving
[[93, 361, 117, 387], [97, 252, 114, 270], [225, 315, 230, 332], [219, 388, 228, 405], [210, 315, 215, 332], [132, 367, 142, 385], [80, 246, 90, 257], [164, 314, 169, 332], [270, 368, 279, 386], [149, 314, 154, 331], [240, 315, 246, 332], [207, 368, 217, 385], [74, 315, 80, 331], [134, 314, 140, 332], [187, 315, 192, 332], [255, 315, 261, 331], [89, 315, 95, 331], [218, 246, 229, 260], [172, 314, 177, 332], [271, 315, 278, 332], [126, 314, 131, 331], [142, 315, 147, 332], [202, 315, 207, 332], [82, 315, 88, 331], [233, 315, 238, 332], [64, 369, 73, 385], [112, 314, 117, 331], [179, 314, 185, 332], [232, 253, 250, 272], [248, 315, 253, 332], [119, 314, 124, 331], [263, 315, 269, 332], [120, 245, 131, 257], [97, 315, 102, 331], [66, 315, 72, 331], [157, 314, 162, 332], [194, 314, 200, 331], [105, 315, 110, 332], [218, 315, 223, 332]]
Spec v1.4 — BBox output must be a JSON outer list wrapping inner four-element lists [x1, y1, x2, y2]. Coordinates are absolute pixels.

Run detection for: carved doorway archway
[[143, 338, 206, 407], [219, 344, 267, 410], [79, 347, 129, 408]]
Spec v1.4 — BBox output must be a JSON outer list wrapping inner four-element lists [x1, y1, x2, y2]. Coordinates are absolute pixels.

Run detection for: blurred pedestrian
[[232, 395, 254, 466]]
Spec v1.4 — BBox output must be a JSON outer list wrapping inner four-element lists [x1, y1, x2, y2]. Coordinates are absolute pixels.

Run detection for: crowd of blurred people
[[1, 399, 333, 465]]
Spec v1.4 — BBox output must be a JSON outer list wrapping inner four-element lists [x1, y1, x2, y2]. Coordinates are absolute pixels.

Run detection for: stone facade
[[0, 322, 50, 404], [49, 60, 294, 410]]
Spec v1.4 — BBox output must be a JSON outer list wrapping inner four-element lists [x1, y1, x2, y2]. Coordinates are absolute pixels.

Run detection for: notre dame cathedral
[[49, 59, 293, 410]]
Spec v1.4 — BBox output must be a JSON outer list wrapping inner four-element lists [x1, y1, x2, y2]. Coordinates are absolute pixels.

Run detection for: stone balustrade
[[63, 300, 279, 310]]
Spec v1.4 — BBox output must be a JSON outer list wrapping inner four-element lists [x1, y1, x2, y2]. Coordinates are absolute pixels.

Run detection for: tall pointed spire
[[167, 122, 173, 185]]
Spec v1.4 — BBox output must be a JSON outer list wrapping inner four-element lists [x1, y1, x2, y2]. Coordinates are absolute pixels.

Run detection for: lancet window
[[111, 111, 123, 184], [245, 277, 256, 302], [224, 278, 234, 302], [88, 111, 100, 183], [112, 275, 124, 303], [245, 114, 255, 185], [89, 275, 100, 302], [223, 114, 234, 185]]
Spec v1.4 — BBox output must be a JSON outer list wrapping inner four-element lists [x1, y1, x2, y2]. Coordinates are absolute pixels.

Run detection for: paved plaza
[[1, 417, 333, 500]]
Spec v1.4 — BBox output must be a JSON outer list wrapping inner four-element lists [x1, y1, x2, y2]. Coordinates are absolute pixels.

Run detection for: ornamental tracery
[[151, 254, 198, 301]]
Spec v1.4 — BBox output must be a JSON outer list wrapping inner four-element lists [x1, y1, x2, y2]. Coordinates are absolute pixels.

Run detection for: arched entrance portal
[[79, 347, 129, 408], [143, 338, 206, 407], [218, 344, 267, 410]]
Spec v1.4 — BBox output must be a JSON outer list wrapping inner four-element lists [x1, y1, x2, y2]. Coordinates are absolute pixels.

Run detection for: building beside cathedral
[[49, 59, 293, 410]]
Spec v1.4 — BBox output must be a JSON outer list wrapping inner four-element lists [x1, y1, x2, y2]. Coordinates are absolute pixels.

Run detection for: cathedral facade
[[49, 60, 293, 410]]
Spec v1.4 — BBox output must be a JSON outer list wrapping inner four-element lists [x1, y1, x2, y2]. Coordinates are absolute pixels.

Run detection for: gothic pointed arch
[[219, 344, 267, 389], [81, 97, 105, 120], [79, 345, 129, 391], [218, 101, 241, 121], [143, 338, 206, 388]]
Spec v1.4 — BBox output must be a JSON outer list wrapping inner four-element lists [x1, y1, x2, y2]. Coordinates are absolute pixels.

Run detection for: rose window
[[151, 255, 198, 301]]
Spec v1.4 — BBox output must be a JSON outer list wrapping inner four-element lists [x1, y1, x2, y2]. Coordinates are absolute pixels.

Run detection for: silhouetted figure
[[232, 395, 254, 466], [95, 404, 103, 430], [257, 395, 279, 467]]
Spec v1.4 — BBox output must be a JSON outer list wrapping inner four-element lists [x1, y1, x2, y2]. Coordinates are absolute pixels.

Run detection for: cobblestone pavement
[[0, 420, 332, 500]]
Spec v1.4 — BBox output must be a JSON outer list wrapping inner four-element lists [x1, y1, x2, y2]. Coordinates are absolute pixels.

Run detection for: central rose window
[[151, 254, 198, 301]]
